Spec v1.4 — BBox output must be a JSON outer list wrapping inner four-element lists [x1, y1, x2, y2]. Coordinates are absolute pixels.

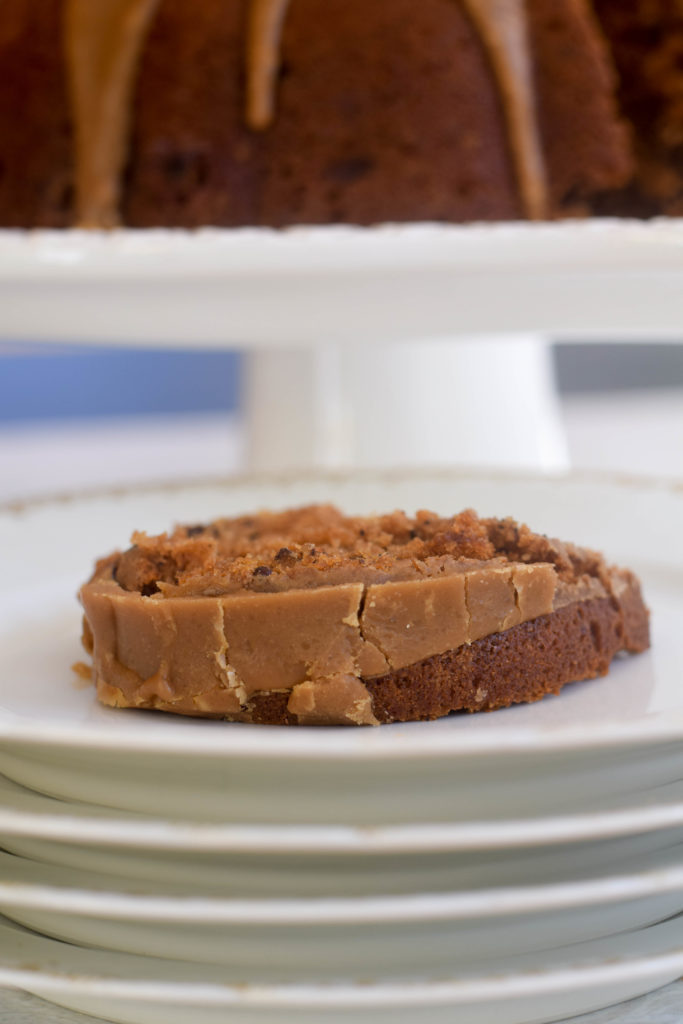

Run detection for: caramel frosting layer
[[81, 559, 558, 726]]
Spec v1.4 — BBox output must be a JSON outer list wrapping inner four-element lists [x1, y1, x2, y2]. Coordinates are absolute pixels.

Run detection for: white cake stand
[[1, 219, 682, 472]]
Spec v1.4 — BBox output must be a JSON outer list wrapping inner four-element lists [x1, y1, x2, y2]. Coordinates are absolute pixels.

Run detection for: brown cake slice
[[80, 505, 649, 726]]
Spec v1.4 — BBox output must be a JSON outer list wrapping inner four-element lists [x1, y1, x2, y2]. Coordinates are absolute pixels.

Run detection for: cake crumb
[[71, 661, 93, 688]]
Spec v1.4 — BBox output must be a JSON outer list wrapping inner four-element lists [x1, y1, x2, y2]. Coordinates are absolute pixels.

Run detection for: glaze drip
[[460, 0, 548, 219], [246, 0, 293, 130], [64, 0, 160, 227]]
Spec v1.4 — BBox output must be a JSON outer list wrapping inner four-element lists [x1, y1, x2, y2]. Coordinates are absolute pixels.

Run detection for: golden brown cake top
[[104, 503, 603, 597]]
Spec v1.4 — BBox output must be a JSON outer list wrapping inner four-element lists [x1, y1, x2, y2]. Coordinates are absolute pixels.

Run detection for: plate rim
[[2, 463, 681, 519], [3, 793, 683, 852], [1, 916, 682, 1007], [2, 851, 683, 923]]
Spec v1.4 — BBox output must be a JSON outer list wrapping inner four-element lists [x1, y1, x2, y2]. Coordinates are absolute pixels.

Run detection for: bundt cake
[[3, 0, 680, 228], [592, 0, 683, 218]]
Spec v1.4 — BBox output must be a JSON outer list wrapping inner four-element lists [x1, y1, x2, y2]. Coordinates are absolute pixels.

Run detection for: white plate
[[1, 848, 683, 977], [4, 846, 683, 923], [2, 915, 683, 1024], [3, 739, 683, 826], [2, 222, 683, 344], [4, 888, 681, 980], [3, 774, 683, 854], [7, 828, 683, 901], [0, 471, 680, 761]]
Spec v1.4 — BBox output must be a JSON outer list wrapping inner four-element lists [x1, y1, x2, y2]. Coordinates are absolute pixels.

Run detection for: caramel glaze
[[461, 0, 547, 220], [64, 0, 548, 227], [246, 0, 292, 130], [65, 0, 161, 227]]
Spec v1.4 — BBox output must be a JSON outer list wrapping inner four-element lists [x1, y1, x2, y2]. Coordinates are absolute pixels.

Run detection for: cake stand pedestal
[[244, 334, 569, 471]]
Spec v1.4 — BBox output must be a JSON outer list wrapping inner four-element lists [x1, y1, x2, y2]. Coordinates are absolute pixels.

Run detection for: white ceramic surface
[[3, 773, 683, 854], [1, 848, 683, 976], [2, 222, 683, 344], [5, 893, 681, 980], [0, 471, 679, 760], [7, 827, 683, 900], [3, 846, 683, 923], [2, 914, 683, 1024], [2, 740, 683, 826]]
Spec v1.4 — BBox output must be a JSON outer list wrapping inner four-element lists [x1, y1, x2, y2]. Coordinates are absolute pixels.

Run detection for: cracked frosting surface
[[78, 504, 637, 726]]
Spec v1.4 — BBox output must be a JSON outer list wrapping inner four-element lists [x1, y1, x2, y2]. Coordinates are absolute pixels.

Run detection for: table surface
[[1, 389, 682, 1022]]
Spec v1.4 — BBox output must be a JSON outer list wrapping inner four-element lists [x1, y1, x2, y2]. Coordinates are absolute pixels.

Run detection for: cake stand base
[[244, 335, 569, 472]]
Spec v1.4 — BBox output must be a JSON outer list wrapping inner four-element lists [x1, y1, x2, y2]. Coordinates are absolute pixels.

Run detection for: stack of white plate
[[0, 470, 682, 1024]]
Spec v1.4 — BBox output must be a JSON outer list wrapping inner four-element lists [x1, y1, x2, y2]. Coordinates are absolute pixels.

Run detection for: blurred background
[[1, 339, 682, 504]]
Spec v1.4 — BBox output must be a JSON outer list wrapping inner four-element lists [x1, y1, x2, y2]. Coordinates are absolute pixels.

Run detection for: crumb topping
[[107, 504, 603, 597]]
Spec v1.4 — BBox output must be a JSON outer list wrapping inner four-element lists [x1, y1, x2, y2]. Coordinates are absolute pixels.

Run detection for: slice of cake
[[80, 505, 650, 726]]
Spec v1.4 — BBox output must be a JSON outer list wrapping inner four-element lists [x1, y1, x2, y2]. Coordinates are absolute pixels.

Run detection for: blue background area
[[1, 342, 682, 424], [0, 345, 241, 422]]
